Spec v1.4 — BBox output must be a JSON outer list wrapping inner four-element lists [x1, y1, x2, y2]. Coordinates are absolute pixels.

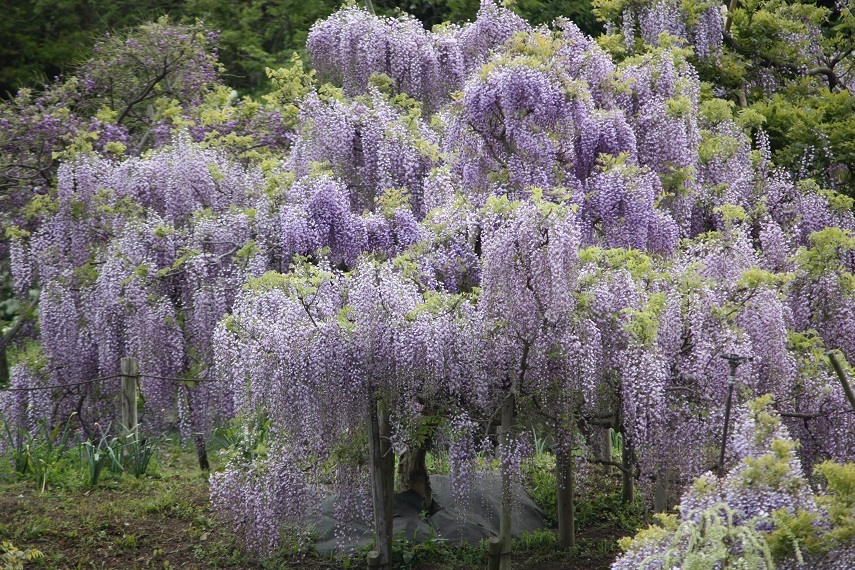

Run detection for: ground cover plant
[[1, 0, 855, 568]]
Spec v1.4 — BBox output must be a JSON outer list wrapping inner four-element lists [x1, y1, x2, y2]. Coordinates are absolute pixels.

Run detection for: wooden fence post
[[488, 536, 502, 570], [555, 424, 576, 549], [120, 357, 139, 441]]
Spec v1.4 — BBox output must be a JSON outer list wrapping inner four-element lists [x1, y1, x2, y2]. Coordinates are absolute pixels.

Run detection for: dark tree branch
[[591, 458, 629, 474], [779, 411, 820, 419], [806, 66, 840, 90], [828, 351, 855, 413]]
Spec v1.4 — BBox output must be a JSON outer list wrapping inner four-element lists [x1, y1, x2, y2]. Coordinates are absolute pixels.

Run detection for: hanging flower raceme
[[14, 135, 265, 436], [448, 63, 580, 199], [307, 1, 528, 110], [287, 89, 439, 217]]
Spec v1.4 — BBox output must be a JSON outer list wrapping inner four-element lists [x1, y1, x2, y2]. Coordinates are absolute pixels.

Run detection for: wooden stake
[[498, 392, 515, 570], [488, 536, 502, 570], [556, 426, 575, 549], [120, 357, 139, 440]]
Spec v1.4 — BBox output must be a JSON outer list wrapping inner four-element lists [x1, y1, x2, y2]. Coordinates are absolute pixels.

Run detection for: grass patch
[[0, 442, 259, 570]]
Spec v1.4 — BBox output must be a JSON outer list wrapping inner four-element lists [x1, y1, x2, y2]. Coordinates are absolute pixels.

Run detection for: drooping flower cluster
[[307, 0, 529, 109], [287, 88, 439, 217], [9, 136, 264, 435], [211, 257, 488, 552]]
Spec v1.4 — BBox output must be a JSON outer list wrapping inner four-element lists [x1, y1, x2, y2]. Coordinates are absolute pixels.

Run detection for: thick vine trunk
[[828, 352, 855, 413], [621, 434, 635, 504], [555, 426, 575, 549], [195, 434, 210, 472], [598, 427, 613, 473], [397, 445, 432, 507], [498, 393, 515, 570], [182, 384, 209, 471], [368, 395, 394, 569]]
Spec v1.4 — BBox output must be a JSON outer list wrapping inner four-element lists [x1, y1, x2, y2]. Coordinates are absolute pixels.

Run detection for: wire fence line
[[139, 373, 213, 384], [0, 374, 121, 392], [0, 372, 213, 393]]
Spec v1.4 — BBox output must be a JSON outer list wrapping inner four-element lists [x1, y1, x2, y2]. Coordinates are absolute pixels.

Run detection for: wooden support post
[[725, 0, 739, 32], [654, 468, 668, 513], [488, 536, 502, 570], [368, 393, 394, 569], [719, 354, 750, 478], [0, 342, 9, 388], [718, 377, 736, 477], [120, 357, 139, 441], [367, 551, 381, 568], [555, 426, 575, 549], [498, 392, 515, 570]]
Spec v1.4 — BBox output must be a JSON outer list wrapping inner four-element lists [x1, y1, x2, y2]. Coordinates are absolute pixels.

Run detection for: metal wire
[[0, 374, 121, 392], [0, 371, 215, 393], [137, 373, 212, 383]]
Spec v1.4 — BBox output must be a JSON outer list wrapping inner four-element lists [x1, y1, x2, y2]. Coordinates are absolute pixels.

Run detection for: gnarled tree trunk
[[397, 445, 432, 507], [621, 432, 635, 504]]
